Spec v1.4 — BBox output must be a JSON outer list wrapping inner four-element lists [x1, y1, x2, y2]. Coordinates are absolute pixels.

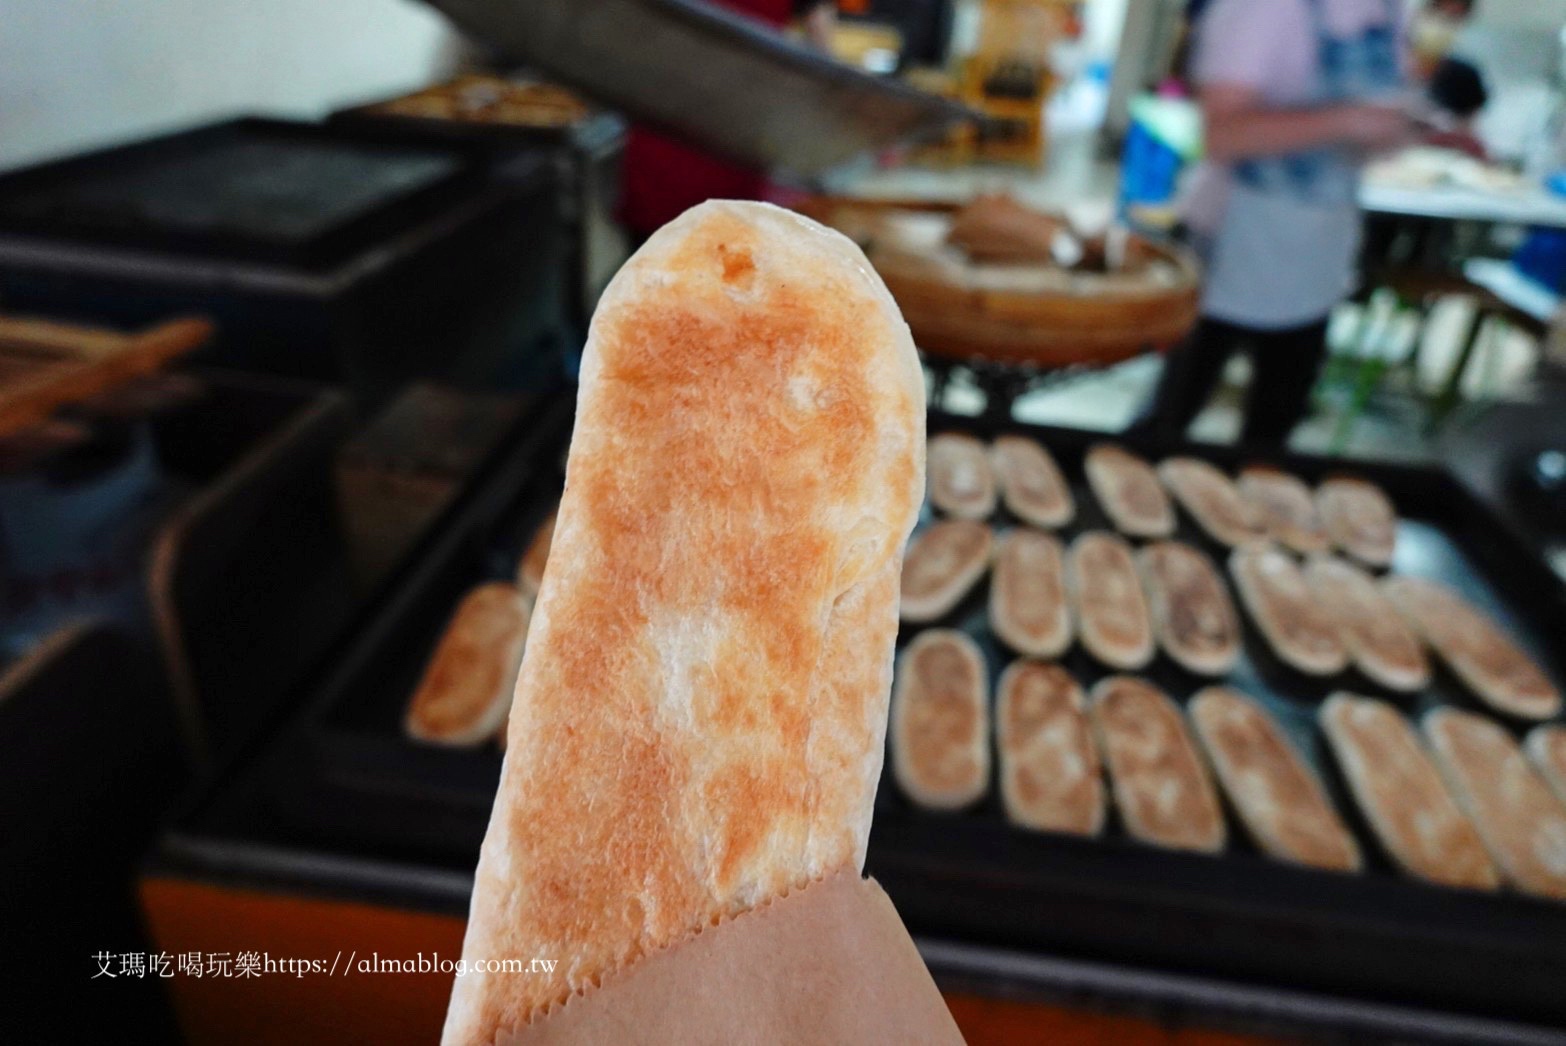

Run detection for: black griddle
[[160, 409, 1566, 1037], [870, 411, 1566, 1029], [0, 119, 475, 267]]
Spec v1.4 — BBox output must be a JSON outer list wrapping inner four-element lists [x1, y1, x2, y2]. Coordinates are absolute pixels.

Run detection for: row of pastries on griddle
[[927, 430, 1397, 567], [910, 431, 1561, 722], [890, 633, 1566, 901]]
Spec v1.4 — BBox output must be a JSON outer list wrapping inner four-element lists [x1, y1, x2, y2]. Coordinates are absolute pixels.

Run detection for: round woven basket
[[797, 197, 1201, 370]]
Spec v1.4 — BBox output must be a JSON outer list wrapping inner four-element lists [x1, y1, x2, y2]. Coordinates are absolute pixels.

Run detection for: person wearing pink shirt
[[1144, 0, 1422, 448]]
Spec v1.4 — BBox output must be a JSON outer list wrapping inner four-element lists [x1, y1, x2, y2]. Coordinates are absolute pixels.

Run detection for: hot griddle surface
[[869, 412, 1566, 1028]]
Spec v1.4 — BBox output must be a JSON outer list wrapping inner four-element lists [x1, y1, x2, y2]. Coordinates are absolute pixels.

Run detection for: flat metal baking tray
[[868, 410, 1566, 1028], [422, 0, 974, 175], [259, 393, 575, 861], [331, 85, 628, 155], [161, 408, 1566, 1037], [0, 118, 480, 267]]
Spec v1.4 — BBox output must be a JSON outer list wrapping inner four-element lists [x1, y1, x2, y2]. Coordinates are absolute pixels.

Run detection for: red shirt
[[619, 0, 796, 236]]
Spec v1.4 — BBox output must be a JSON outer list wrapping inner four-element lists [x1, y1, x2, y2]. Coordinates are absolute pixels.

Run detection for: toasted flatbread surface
[[1090, 676, 1225, 853], [1424, 709, 1566, 899], [1316, 477, 1397, 569], [1527, 726, 1566, 808], [1382, 575, 1560, 721], [892, 629, 990, 811], [990, 528, 1071, 658], [1319, 694, 1498, 890], [928, 432, 997, 520], [997, 662, 1103, 835], [1138, 540, 1240, 677], [1068, 531, 1154, 671], [991, 435, 1074, 528], [1305, 556, 1429, 693], [445, 201, 925, 1040], [1158, 457, 1262, 548], [900, 520, 993, 623], [1238, 466, 1328, 555], [1085, 443, 1175, 538], [404, 582, 531, 747], [1230, 543, 1347, 677], [1190, 687, 1359, 871]]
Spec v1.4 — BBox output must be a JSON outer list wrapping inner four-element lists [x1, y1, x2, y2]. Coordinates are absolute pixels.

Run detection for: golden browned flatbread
[[989, 527, 1071, 658], [404, 582, 531, 747], [1189, 687, 1359, 871], [997, 661, 1103, 835], [991, 435, 1074, 528], [1305, 556, 1429, 693], [891, 629, 990, 810], [516, 508, 556, 600], [1316, 477, 1398, 569], [1230, 543, 1348, 677], [1237, 466, 1329, 555], [1085, 443, 1175, 539], [1067, 531, 1154, 671], [900, 520, 993, 623], [1157, 457, 1263, 548], [928, 432, 996, 520], [1424, 708, 1566, 900], [1382, 575, 1560, 721], [445, 201, 925, 1041], [1527, 726, 1566, 808], [1319, 694, 1498, 890], [1090, 676, 1225, 853], [1137, 540, 1240, 677]]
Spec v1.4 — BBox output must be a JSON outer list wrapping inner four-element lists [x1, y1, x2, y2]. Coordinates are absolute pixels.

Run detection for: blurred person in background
[[1425, 55, 1489, 156], [1410, 0, 1488, 157], [619, 0, 838, 241], [1408, 0, 1475, 82], [1142, 0, 1420, 449]]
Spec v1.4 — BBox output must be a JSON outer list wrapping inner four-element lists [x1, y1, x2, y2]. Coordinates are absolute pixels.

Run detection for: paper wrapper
[[505, 871, 964, 1045]]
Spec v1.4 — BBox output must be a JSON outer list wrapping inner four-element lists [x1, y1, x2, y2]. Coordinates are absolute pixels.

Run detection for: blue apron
[[1200, 0, 1405, 329]]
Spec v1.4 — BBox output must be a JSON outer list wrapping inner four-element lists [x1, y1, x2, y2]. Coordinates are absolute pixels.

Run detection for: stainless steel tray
[[425, 0, 974, 175]]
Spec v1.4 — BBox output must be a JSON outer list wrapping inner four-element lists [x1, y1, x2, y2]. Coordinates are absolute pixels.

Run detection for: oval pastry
[[405, 582, 531, 747], [1316, 476, 1398, 569], [892, 629, 991, 810], [900, 520, 993, 623], [516, 507, 557, 601], [1085, 442, 1175, 539], [1230, 543, 1348, 677], [1067, 531, 1154, 671], [1425, 708, 1566, 900], [991, 434, 1074, 528], [1137, 540, 1240, 677], [1090, 676, 1225, 853], [928, 432, 997, 520], [1238, 466, 1328, 555], [1305, 556, 1428, 693], [1319, 694, 1497, 890], [446, 201, 927, 1038], [1382, 575, 1560, 721], [997, 662, 1103, 835], [1158, 456, 1263, 548], [990, 528, 1071, 658], [1190, 687, 1359, 872]]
